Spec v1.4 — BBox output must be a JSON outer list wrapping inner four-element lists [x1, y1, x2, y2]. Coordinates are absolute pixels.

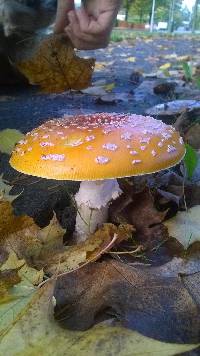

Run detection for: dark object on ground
[[146, 100, 200, 124], [153, 81, 176, 95]]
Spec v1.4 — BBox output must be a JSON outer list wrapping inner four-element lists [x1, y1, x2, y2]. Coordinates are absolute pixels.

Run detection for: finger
[[65, 22, 103, 45], [65, 10, 107, 43], [65, 26, 105, 50], [67, 10, 94, 42], [54, 0, 74, 34], [75, 7, 91, 33]]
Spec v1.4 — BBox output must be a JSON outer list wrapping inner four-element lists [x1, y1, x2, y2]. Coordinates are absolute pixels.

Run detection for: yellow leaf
[[95, 62, 107, 70], [144, 38, 153, 43], [126, 57, 136, 62], [103, 82, 115, 92], [159, 63, 171, 71], [16, 35, 95, 93]]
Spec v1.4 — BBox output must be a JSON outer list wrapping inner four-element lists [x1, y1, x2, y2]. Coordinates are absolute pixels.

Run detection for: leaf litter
[[1, 37, 200, 354]]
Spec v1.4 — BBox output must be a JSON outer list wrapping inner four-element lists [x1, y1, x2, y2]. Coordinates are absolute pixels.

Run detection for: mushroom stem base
[[74, 179, 122, 242]]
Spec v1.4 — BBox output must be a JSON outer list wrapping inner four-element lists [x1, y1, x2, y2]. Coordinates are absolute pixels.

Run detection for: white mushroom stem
[[74, 179, 122, 242]]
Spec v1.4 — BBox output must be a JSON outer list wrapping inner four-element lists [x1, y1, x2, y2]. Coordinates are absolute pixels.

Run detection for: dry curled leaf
[[17, 35, 95, 93], [111, 188, 167, 241], [0, 200, 133, 276], [43, 223, 134, 275], [0, 201, 65, 264]]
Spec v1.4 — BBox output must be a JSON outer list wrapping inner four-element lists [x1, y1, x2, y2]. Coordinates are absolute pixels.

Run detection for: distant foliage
[[122, 0, 189, 29]]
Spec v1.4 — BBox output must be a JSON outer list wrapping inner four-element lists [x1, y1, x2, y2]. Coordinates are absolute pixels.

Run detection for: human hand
[[54, 0, 122, 50]]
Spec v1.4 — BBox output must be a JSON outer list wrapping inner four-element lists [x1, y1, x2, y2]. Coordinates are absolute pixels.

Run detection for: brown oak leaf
[[16, 35, 95, 93]]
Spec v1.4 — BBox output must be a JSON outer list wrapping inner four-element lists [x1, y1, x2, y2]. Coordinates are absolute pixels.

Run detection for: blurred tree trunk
[[150, 0, 156, 32], [192, 0, 199, 33], [124, 0, 132, 21], [168, 0, 175, 33]]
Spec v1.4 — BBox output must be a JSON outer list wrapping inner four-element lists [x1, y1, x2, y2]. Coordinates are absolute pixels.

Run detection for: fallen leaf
[[1, 251, 44, 287], [164, 206, 200, 249], [177, 55, 192, 62], [146, 99, 200, 120], [0, 200, 34, 239], [0, 199, 132, 276], [125, 56, 136, 62], [153, 82, 176, 95], [0, 251, 44, 336], [0, 269, 21, 303], [43, 223, 133, 275], [103, 82, 115, 91], [17, 35, 95, 93], [185, 123, 200, 149], [162, 54, 178, 60], [159, 63, 171, 71], [0, 201, 65, 263], [96, 92, 129, 104], [144, 38, 153, 43], [0, 129, 24, 154], [0, 175, 21, 202], [0, 279, 197, 356], [111, 188, 167, 241], [95, 62, 111, 71], [81, 86, 107, 96], [54, 259, 200, 346]]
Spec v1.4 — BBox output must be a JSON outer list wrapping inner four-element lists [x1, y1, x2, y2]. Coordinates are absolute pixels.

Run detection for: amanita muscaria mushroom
[[10, 113, 185, 242]]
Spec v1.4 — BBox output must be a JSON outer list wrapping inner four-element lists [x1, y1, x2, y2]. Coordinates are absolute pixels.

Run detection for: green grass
[[110, 28, 200, 42]]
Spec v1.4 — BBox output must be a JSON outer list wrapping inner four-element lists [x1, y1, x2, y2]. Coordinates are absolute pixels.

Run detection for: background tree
[[123, 0, 134, 21], [121, 0, 187, 30], [192, 0, 199, 32]]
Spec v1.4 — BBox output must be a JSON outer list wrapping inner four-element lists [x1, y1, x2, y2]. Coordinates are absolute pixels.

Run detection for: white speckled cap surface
[[10, 113, 185, 181]]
